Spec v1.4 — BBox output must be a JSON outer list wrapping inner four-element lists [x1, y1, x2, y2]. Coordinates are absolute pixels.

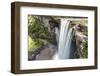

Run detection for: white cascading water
[[58, 18, 72, 59]]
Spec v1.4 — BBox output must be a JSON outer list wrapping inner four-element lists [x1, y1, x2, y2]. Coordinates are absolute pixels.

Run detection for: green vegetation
[[28, 36, 38, 52], [28, 15, 56, 52], [82, 27, 88, 36], [74, 39, 88, 58], [82, 40, 88, 58]]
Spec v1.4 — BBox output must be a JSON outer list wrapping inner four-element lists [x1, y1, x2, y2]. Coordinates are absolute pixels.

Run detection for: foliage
[[28, 36, 38, 52], [82, 40, 88, 58], [28, 15, 56, 52], [82, 26, 88, 36]]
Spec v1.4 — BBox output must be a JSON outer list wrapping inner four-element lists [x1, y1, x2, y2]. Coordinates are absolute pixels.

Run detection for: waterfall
[[58, 18, 73, 59]]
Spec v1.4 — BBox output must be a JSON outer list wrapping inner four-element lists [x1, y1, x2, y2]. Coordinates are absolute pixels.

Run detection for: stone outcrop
[[72, 24, 88, 58]]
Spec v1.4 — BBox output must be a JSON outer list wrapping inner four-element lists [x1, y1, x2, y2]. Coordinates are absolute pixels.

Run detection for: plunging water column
[[58, 18, 73, 59]]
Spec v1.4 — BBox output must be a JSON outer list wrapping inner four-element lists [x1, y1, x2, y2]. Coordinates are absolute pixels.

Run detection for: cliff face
[[72, 24, 88, 58]]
